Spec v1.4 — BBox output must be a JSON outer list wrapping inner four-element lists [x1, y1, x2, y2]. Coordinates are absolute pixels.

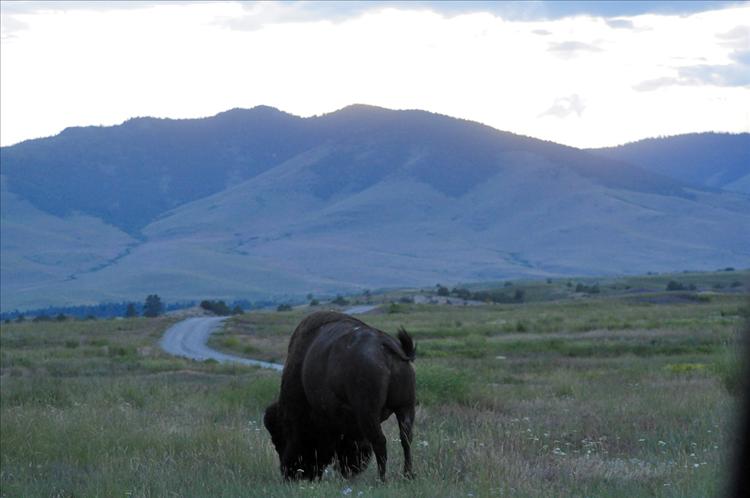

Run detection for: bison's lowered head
[[263, 401, 322, 480], [263, 401, 284, 455]]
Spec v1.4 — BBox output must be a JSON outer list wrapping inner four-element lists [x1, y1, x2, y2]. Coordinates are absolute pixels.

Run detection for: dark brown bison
[[264, 311, 416, 481]]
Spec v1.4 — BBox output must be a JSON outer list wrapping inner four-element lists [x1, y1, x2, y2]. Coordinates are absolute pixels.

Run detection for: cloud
[[0, 1, 198, 14], [539, 94, 586, 119], [717, 25, 750, 49], [547, 41, 601, 59], [678, 56, 750, 87], [634, 62, 750, 91], [633, 77, 681, 92], [217, 1, 375, 31], [397, 1, 744, 21], [0, 13, 29, 40], [605, 19, 635, 29], [212, 0, 746, 30]]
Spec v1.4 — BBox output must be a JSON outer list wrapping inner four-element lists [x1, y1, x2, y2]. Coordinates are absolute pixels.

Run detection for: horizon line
[[2, 103, 747, 150]]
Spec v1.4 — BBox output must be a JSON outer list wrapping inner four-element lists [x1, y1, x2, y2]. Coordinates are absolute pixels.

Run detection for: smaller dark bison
[[264, 311, 416, 481]]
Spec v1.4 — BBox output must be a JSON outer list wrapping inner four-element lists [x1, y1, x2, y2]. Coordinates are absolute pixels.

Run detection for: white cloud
[[540, 94, 585, 118], [547, 41, 602, 59], [605, 19, 635, 30], [1, 2, 748, 148]]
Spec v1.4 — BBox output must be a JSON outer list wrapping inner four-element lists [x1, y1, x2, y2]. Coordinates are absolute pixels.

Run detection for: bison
[[264, 311, 416, 481]]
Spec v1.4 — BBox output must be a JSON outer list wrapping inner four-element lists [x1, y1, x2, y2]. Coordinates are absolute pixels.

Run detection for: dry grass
[[1, 291, 746, 497]]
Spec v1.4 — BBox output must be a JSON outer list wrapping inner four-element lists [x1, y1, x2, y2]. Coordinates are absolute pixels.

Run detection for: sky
[[1, 1, 748, 148]]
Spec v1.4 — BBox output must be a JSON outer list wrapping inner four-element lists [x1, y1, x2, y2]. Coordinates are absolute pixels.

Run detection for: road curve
[[343, 304, 379, 314], [159, 306, 379, 372], [160, 316, 284, 371]]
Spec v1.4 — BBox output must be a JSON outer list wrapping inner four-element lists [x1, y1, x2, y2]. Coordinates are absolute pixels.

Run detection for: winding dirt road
[[159, 306, 379, 371], [159, 316, 284, 371]]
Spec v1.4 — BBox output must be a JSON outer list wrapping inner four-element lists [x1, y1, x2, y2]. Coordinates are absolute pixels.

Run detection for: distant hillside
[[2, 106, 749, 311], [1, 105, 693, 234], [0, 106, 317, 233], [589, 133, 750, 194]]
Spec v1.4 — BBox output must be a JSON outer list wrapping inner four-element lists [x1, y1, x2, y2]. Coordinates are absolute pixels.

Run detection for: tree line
[[1, 296, 272, 322], [436, 284, 526, 303]]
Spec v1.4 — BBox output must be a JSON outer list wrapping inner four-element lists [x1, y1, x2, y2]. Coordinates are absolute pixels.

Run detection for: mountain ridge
[[589, 132, 750, 194], [1, 106, 748, 311]]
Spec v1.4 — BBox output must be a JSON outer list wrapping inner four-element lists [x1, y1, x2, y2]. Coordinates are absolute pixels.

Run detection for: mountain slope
[[1, 180, 136, 306], [1, 104, 692, 233], [1, 106, 749, 311], [139, 142, 748, 292], [0, 106, 316, 232], [589, 133, 750, 194]]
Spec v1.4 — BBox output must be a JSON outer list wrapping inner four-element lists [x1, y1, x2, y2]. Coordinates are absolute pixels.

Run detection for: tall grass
[[1, 291, 745, 496]]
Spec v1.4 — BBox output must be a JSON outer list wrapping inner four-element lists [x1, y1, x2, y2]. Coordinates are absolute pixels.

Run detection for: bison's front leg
[[335, 436, 372, 478]]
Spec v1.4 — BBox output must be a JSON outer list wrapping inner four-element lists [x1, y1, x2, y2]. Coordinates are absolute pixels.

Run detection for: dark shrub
[[332, 295, 349, 306], [666, 280, 686, 291], [200, 300, 231, 316]]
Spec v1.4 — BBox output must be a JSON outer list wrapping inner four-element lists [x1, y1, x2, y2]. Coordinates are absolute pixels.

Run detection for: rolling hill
[[589, 133, 750, 194], [1, 106, 748, 311]]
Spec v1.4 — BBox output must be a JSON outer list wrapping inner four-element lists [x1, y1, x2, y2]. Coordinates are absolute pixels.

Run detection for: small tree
[[388, 303, 402, 314], [125, 303, 137, 318], [332, 295, 349, 306], [452, 288, 471, 300], [143, 294, 164, 317], [666, 280, 685, 291], [231, 305, 244, 315], [55, 313, 67, 321], [200, 300, 231, 316]]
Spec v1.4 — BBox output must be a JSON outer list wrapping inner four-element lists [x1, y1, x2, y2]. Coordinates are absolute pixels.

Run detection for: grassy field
[[1, 272, 748, 497]]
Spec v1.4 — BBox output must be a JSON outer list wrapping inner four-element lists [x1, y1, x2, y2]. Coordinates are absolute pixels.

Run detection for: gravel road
[[159, 306, 379, 372], [342, 304, 379, 314], [159, 316, 284, 371]]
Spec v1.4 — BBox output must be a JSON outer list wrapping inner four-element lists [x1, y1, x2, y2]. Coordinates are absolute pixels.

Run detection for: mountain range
[[589, 133, 750, 195], [1, 105, 748, 311]]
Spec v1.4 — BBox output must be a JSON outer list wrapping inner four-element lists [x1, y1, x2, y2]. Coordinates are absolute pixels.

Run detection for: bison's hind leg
[[336, 436, 372, 478], [396, 405, 415, 479]]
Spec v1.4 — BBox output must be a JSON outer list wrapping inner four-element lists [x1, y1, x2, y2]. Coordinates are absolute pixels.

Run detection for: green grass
[[1, 283, 747, 497]]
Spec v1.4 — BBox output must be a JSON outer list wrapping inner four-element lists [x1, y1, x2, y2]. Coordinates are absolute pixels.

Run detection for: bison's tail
[[397, 327, 416, 362]]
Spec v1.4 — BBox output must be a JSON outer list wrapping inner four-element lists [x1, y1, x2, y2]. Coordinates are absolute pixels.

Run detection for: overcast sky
[[1, 1, 748, 148]]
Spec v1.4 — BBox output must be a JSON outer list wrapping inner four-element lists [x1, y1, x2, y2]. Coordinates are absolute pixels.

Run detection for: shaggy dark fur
[[264, 311, 416, 481]]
